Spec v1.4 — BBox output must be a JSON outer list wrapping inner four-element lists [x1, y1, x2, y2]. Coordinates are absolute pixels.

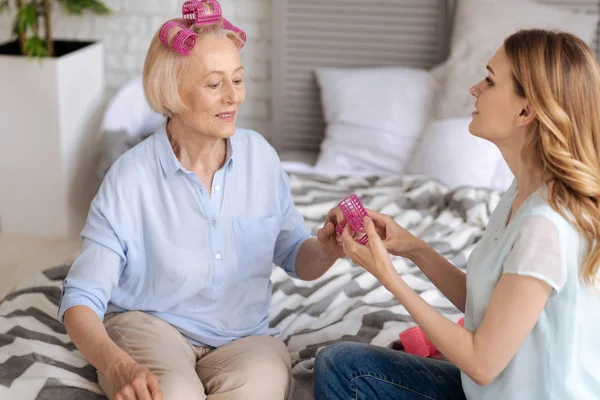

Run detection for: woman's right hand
[[109, 360, 163, 400], [365, 209, 424, 258]]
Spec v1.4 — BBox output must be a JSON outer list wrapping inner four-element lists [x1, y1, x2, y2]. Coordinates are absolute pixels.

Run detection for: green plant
[[0, 0, 110, 58]]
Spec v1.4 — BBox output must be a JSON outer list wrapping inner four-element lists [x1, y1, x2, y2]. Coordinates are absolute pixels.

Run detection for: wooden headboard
[[270, 0, 600, 161]]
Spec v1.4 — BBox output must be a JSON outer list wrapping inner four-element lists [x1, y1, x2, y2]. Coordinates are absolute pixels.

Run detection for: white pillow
[[314, 67, 435, 176], [405, 117, 509, 190], [102, 76, 165, 137], [432, 0, 599, 119]]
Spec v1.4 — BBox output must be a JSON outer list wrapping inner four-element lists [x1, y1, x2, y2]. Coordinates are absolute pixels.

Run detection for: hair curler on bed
[[399, 317, 465, 358]]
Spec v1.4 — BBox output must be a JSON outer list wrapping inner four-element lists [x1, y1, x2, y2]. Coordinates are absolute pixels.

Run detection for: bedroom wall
[[0, 0, 274, 139]]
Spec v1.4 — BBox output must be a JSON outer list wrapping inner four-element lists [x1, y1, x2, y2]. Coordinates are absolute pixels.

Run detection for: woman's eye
[[208, 83, 220, 89], [485, 77, 494, 86]]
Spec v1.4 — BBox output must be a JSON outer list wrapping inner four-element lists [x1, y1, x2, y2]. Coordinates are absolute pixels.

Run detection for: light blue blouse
[[57, 127, 312, 347], [462, 180, 600, 399]]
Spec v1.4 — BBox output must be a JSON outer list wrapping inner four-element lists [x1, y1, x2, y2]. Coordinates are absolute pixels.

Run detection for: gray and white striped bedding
[[0, 173, 502, 400]]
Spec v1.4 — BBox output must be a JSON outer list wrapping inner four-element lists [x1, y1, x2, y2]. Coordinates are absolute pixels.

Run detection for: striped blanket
[[0, 173, 501, 399]]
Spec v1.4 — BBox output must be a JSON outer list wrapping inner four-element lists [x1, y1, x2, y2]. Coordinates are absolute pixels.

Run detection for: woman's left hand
[[340, 217, 397, 287]]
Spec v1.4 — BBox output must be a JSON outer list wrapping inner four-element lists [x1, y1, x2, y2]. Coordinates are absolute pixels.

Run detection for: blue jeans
[[314, 341, 466, 400]]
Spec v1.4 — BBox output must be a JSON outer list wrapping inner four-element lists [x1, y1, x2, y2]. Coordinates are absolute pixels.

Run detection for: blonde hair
[[504, 29, 600, 288], [143, 6, 244, 117]]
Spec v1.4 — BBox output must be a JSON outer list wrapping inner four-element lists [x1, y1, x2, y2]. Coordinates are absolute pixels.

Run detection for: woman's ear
[[517, 103, 536, 127]]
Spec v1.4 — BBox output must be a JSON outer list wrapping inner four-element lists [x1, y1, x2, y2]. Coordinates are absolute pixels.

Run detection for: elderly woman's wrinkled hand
[[316, 207, 346, 259], [111, 361, 163, 400], [340, 217, 397, 287]]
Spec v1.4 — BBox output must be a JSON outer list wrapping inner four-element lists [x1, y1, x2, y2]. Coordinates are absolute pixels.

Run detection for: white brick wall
[[0, 0, 273, 139]]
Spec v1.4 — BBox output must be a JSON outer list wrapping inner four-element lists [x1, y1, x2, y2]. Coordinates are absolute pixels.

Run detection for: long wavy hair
[[504, 29, 600, 288]]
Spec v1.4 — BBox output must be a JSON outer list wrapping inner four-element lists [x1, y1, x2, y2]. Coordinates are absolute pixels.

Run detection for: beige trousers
[[97, 311, 291, 400]]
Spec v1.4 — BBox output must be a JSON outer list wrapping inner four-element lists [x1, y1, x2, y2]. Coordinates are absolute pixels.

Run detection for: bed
[[2, 1, 599, 399], [0, 175, 500, 399]]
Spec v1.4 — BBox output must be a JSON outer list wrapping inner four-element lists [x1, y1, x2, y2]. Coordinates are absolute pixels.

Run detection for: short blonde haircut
[[143, 14, 245, 117]]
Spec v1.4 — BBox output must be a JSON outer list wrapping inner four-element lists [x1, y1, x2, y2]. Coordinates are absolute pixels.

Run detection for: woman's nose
[[470, 80, 486, 98], [224, 81, 239, 104]]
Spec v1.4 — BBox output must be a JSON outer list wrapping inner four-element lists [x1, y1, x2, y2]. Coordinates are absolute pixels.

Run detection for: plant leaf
[[25, 35, 49, 59], [57, 0, 110, 15], [15, 2, 38, 34]]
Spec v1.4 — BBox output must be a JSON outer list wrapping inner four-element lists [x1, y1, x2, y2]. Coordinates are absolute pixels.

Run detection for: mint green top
[[462, 180, 600, 400]]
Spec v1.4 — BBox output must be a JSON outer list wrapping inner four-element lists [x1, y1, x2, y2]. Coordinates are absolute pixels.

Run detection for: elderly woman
[[57, 2, 343, 400]]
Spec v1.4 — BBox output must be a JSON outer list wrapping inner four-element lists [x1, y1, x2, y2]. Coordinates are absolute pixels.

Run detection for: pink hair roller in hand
[[400, 317, 465, 358], [159, 21, 198, 56], [335, 194, 369, 245]]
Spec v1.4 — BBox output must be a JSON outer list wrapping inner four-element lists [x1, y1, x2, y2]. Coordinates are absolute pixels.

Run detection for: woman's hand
[[109, 360, 163, 400], [316, 207, 346, 259], [318, 206, 425, 262], [365, 209, 424, 258], [340, 217, 397, 287]]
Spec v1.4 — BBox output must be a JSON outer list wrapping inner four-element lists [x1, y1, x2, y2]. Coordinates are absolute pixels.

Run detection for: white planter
[[0, 41, 105, 238]]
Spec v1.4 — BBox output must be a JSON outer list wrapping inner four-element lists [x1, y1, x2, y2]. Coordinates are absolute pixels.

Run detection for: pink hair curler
[[160, 0, 247, 55], [182, 0, 222, 25], [399, 317, 465, 358], [222, 18, 247, 48], [159, 21, 198, 56], [336, 194, 369, 245]]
